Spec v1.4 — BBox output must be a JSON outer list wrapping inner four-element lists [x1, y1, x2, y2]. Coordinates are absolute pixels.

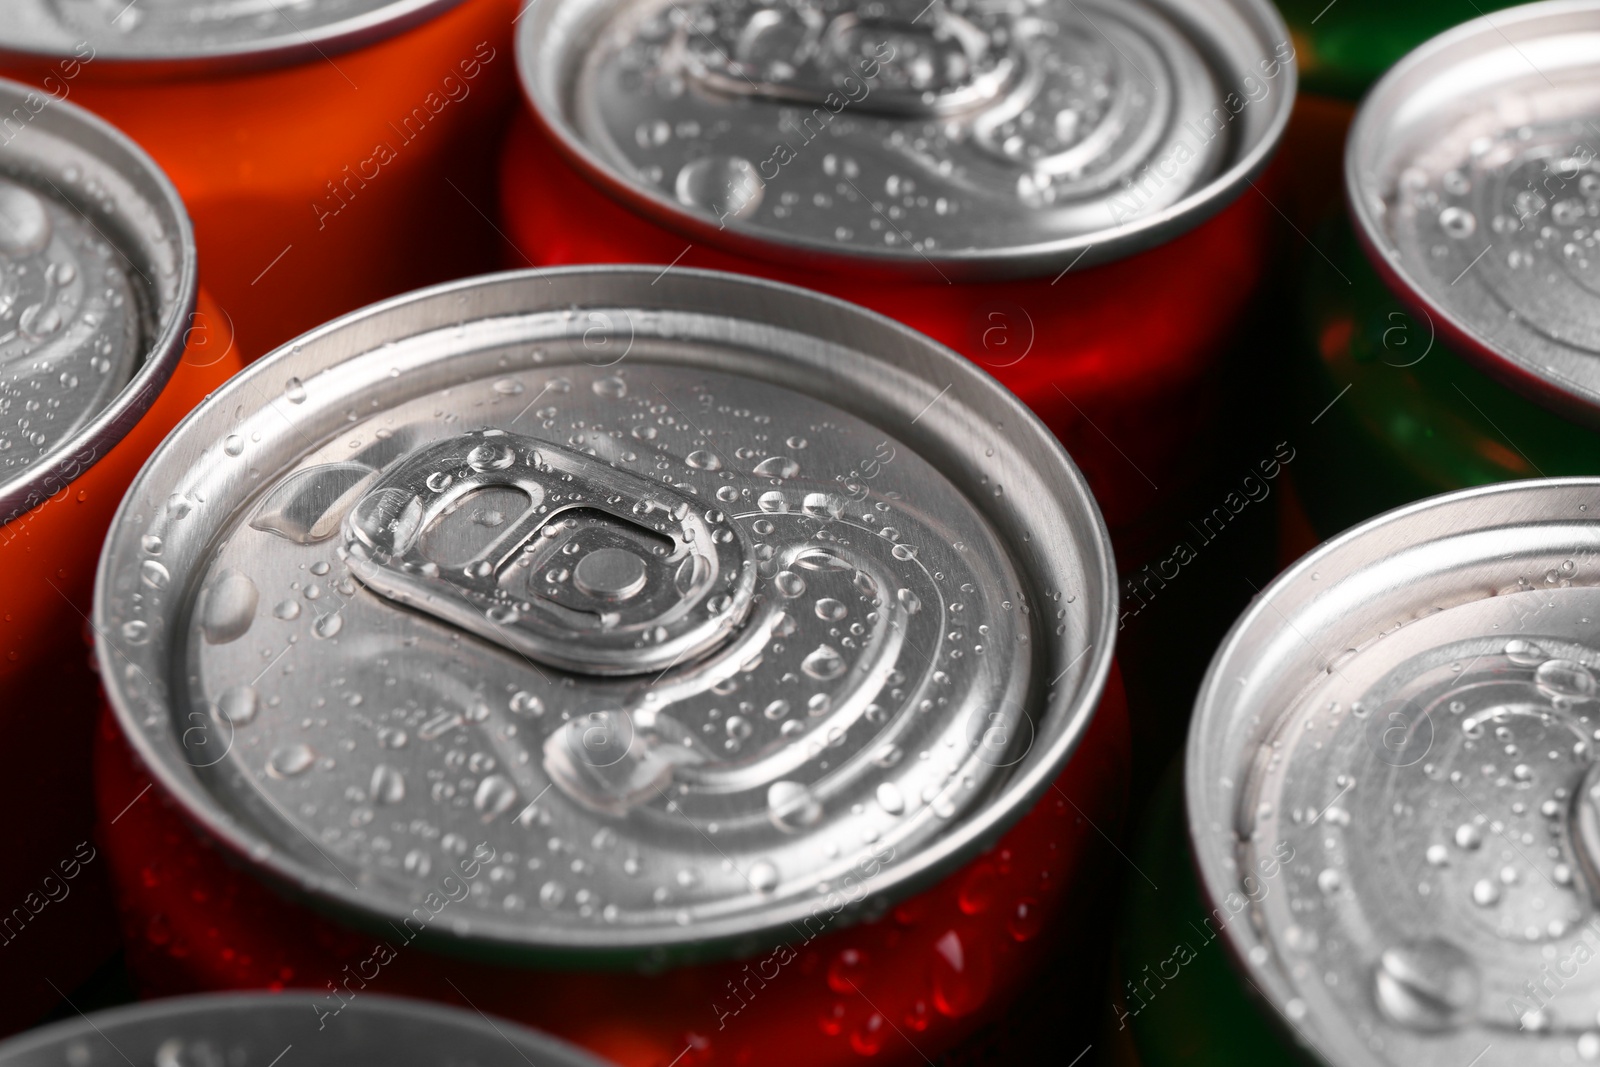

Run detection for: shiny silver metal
[[0, 0, 467, 68], [95, 266, 1116, 964], [1189, 478, 1600, 1067], [516, 0, 1296, 277], [1348, 0, 1600, 428], [0, 75, 193, 527], [0, 992, 613, 1066]]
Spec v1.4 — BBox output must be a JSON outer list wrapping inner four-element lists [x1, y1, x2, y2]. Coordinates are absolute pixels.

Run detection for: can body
[[0, 290, 242, 1034], [1273, 0, 1524, 98], [0, 0, 519, 359], [96, 671, 1128, 1067], [499, 113, 1279, 567], [1292, 214, 1600, 540]]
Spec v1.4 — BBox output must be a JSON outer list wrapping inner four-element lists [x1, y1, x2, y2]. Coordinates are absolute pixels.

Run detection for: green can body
[[1276, 0, 1525, 98], [1109, 765, 1304, 1067], [1291, 213, 1600, 540]]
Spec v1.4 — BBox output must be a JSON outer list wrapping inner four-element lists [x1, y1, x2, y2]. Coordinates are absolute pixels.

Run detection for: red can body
[[0, 292, 242, 1035], [0, 0, 518, 359], [499, 113, 1279, 567], [95, 666, 1128, 1067]]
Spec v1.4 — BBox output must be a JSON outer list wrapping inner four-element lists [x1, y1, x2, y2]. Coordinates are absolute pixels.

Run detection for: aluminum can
[[91, 266, 1129, 1067], [1292, 0, 1600, 540], [0, 0, 519, 359], [1185, 477, 1600, 1065], [497, 0, 1296, 567], [0, 991, 614, 1066], [0, 75, 243, 1035], [1272, 0, 1525, 99]]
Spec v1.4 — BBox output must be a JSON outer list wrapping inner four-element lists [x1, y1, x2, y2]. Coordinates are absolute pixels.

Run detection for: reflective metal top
[[517, 0, 1295, 276], [1189, 479, 1600, 1067], [95, 267, 1116, 962], [0, 992, 612, 1066], [1348, 0, 1600, 426], [0, 76, 192, 527], [0, 0, 467, 66]]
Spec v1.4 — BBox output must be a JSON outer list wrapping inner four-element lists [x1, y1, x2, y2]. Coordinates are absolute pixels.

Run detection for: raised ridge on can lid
[[1348, 1, 1600, 427], [95, 266, 1116, 962], [517, 0, 1295, 277], [0, 0, 467, 66], [0, 77, 193, 527], [0, 992, 613, 1065], [1189, 478, 1600, 1066]]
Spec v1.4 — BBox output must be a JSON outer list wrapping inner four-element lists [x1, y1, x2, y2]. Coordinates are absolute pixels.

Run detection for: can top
[[95, 266, 1116, 962], [0, 76, 193, 528], [1347, 0, 1600, 426], [517, 0, 1294, 278], [1188, 478, 1600, 1067], [0, 0, 467, 67], [0, 992, 612, 1065]]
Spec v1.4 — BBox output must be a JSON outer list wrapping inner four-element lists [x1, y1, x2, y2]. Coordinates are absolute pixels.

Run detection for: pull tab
[[677, 0, 1020, 118], [342, 430, 754, 676]]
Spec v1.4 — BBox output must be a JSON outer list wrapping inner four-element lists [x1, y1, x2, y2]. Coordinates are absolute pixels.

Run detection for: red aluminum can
[[498, 0, 1296, 566], [0, 0, 519, 359], [91, 267, 1128, 1067], [0, 77, 243, 1033]]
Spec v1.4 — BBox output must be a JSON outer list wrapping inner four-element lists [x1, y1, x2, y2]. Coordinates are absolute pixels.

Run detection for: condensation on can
[[93, 266, 1127, 1066]]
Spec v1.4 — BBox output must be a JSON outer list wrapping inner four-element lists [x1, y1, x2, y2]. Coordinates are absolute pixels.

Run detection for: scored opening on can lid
[[517, 0, 1295, 278], [1188, 478, 1600, 1066], [0, 76, 193, 528], [0, 0, 469, 68], [95, 266, 1116, 964], [1347, 0, 1600, 428], [0, 991, 612, 1066]]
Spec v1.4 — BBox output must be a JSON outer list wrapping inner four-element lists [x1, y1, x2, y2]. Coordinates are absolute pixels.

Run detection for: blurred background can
[[0, 991, 615, 1066], [0, 76, 243, 1035], [91, 267, 1129, 1067], [497, 0, 1296, 569], [0, 0, 520, 359], [1291, 1, 1600, 540], [1176, 477, 1600, 1067]]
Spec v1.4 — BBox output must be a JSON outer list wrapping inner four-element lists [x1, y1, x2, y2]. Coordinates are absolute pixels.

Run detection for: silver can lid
[[95, 266, 1116, 962], [1348, 0, 1600, 426], [0, 992, 612, 1066], [1189, 478, 1600, 1066], [517, 0, 1294, 277], [0, 76, 193, 527], [0, 0, 466, 66]]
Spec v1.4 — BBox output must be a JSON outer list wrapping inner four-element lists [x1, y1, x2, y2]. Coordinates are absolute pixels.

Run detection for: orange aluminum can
[[0, 0, 519, 358], [0, 78, 243, 1035]]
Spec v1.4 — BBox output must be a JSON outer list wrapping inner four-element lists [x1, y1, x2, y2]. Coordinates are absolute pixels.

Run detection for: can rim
[[0, 75, 196, 529], [95, 264, 1119, 960], [0, 990, 609, 1064], [1344, 0, 1600, 429], [513, 0, 1297, 280], [1185, 475, 1600, 1064], [0, 0, 470, 71]]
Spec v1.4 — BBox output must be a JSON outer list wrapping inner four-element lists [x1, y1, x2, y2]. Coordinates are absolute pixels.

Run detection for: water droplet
[[774, 571, 806, 598], [267, 743, 315, 778], [140, 560, 170, 589], [1317, 868, 1342, 894], [876, 782, 905, 815], [757, 491, 787, 513], [897, 588, 922, 614], [1438, 207, 1477, 238], [749, 859, 779, 893], [1454, 823, 1482, 850], [686, 449, 723, 471], [214, 685, 258, 725], [467, 441, 516, 472], [1373, 939, 1479, 1031], [284, 377, 307, 403], [510, 691, 544, 716], [121, 620, 149, 644], [223, 435, 244, 457], [1471, 879, 1501, 906], [593, 376, 627, 398], [768, 780, 822, 832], [675, 156, 763, 220], [370, 764, 405, 804], [312, 612, 344, 639], [753, 455, 800, 479], [200, 570, 258, 644], [815, 598, 847, 621], [140, 534, 163, 555], [1536, 659, 1595, 701], [762, 699, 791, 720], [802, 645, 846, 680], [474, 775, 518, 820], [1505, 638, 1546, 666], [273, 599, 301, 620]]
